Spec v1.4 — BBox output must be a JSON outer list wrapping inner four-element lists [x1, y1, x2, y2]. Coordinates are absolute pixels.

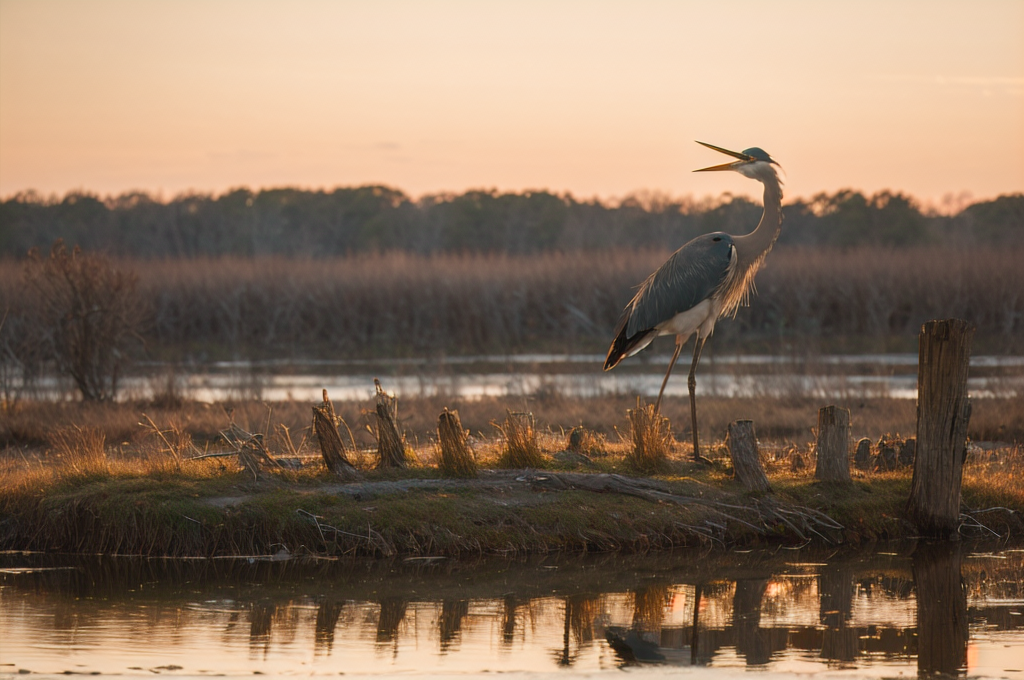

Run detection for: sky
[[1, 0, 1022, 209]]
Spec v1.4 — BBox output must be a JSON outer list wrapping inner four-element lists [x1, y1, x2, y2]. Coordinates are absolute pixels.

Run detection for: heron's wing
[[623, 233, 735, 338], [604, 233, 734, 370]]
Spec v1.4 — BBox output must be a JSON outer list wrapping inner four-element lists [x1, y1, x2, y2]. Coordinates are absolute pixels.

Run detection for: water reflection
[[1, 546, 1022, 677]]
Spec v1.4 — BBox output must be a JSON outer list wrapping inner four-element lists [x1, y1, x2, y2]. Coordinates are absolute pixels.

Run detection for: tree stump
[[374, 379, 408, 469], [727, 420, 771, 493], [907, 319, 974, 538], [437, 408, 477, 478], [312, 389, 361, 481], [814, 405, 851, 484], [853, 437, 872, 471]]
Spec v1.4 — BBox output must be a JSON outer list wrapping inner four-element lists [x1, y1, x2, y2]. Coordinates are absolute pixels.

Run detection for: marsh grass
[[495, 411, 546, 468], [625, 401, 674, 473], [2, 390, 1023, 557]]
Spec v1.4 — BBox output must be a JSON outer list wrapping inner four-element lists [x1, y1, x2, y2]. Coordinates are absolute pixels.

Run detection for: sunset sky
[[1, 0, 1021, 208]]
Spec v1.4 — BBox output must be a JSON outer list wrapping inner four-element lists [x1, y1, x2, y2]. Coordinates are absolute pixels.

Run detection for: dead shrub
[[22, 241, 145, 401], [626, 400, 673, 473], [495, 410, 545, 468]]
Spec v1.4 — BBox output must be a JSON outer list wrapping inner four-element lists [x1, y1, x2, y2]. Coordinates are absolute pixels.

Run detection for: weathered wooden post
[[374, 379, 409, 469], [437, 408, 477, 478], [814, 405, 852, 484], [907, 319, 974, 538], [728, 420, 771, 493], [312, 389, 361, 481]]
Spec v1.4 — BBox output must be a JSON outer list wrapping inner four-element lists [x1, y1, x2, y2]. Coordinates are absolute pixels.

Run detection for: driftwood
[[907, 319, 974, 537], [814, 405, 851, 484], [220, 422, 281, 481], [374, 379, 408, 469], [437, 408, 477, 478], [727, 420, 771, 493], [312, 389, 361, 481]]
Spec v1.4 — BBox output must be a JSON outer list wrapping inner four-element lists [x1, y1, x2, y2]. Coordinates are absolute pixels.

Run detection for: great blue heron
[[604, 141, 783, 461]]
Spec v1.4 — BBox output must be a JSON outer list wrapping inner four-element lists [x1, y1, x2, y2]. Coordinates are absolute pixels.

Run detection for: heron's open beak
[[693, 141, 754, 172]]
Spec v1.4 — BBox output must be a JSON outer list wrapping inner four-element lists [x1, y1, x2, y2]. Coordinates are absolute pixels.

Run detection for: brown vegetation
[[625, 401, 674, 473], [495, 411, 545, 468], [2, 247, 1021, 380]]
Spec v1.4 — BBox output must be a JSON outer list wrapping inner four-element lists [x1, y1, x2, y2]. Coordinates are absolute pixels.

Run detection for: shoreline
[[3, 463, 1022, 559]]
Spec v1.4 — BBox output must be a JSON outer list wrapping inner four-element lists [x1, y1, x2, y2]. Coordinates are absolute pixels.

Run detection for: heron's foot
[[690, 454, 714, 467]]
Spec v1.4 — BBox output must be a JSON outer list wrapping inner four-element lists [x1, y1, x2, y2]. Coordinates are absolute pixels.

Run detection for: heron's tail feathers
[[604, 328, 656, 371]]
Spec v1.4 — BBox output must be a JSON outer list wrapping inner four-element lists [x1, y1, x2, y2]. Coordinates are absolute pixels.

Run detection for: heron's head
[[694, 141, 778, 181]]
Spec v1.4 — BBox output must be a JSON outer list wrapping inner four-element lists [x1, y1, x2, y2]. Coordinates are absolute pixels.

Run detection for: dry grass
[[2, 393, 1023, 556], [495, 411, 546, 468], [48, 425, 109, 477], [625, 401, 674, 473]]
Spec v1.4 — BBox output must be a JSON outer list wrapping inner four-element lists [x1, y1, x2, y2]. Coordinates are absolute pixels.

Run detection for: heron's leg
[[688, 334, 707, 462], [654, 336, 684, 413]]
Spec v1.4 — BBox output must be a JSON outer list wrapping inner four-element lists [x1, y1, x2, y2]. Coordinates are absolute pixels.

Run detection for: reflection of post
[[690, 583, 704, 666], [501, 595, 519, 644], [439, 599, 469, 651], [249, 600, 275, 657], [818, 564, 857, 663], [913, 542, 968, 676], [558, 595, 598, 666], [732, 579, 769, 665], [314, 599, 344, 654], [632, 584, 668, 633], [376, 597, 408, 644]]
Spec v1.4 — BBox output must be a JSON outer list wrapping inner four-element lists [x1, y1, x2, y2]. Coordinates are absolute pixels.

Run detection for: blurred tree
[[22, 241, 146, 401]]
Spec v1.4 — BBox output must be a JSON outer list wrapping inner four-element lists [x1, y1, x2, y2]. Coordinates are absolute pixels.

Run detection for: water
[[2, 545, 1023, 678], [26, 353, 1022, 402]]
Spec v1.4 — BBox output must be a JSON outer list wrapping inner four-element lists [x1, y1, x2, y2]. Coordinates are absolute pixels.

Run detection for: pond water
[[2, 545, 1023, 679], [24, 353, 1021, 402]]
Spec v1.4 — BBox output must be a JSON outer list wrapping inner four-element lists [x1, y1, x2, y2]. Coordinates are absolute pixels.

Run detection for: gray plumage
[[607, 232, 735, 366]]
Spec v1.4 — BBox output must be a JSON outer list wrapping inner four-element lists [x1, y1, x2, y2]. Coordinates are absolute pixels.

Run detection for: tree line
[[2, 186, 1021, 257]]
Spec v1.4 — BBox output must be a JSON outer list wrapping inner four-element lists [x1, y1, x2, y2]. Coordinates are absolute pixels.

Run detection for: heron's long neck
[[733, 172, 783, 271]]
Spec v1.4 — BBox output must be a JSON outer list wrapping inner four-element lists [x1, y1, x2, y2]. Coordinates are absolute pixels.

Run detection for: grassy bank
[[2, 395, 1022, 557]]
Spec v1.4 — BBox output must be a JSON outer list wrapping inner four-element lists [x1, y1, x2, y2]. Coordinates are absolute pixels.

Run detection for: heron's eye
[[712, 237, 722, 242]]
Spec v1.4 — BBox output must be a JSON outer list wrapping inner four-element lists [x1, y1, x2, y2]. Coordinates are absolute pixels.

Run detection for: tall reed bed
[[2, 246, 1022, 362]]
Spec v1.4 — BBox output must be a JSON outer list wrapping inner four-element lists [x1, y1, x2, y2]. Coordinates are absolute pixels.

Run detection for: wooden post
[[814, 405, 851, 484], [437, 408, 477, 478], [907, 319, 974, 538], [374, 379, 408, 469], [728, 420, 771, 493], [312, 389, 361, 481]]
